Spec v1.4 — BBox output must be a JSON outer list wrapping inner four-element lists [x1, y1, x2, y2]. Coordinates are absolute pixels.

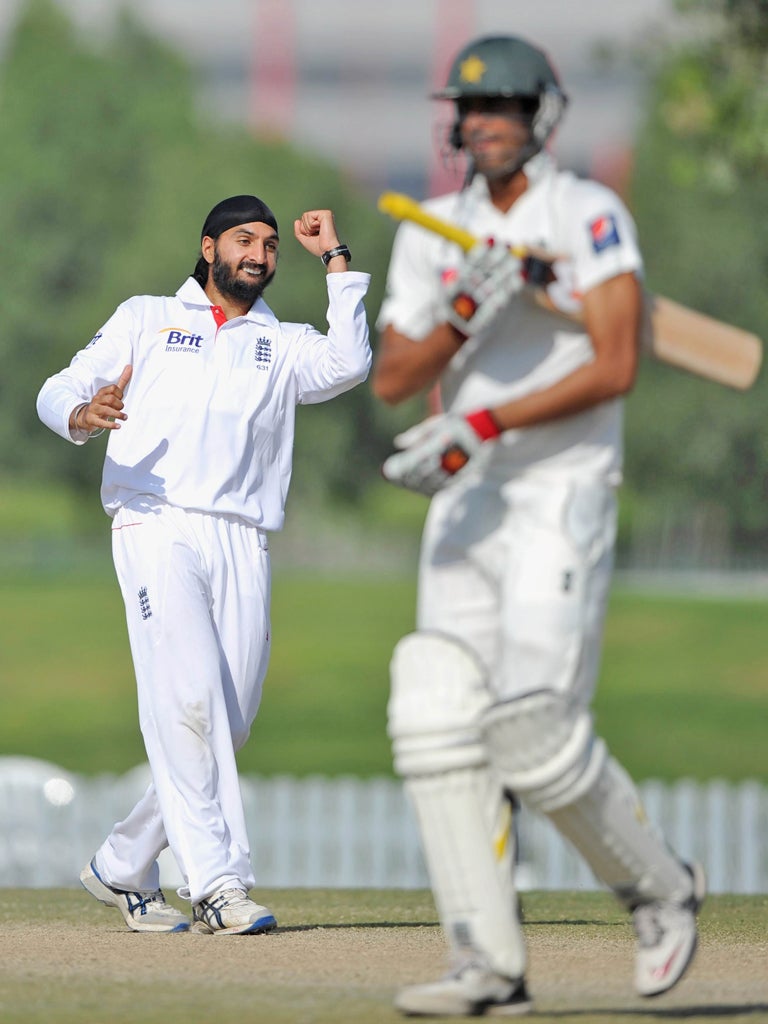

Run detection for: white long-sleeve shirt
[[38, 273, 372, 529], [377, 157, 642, 482]]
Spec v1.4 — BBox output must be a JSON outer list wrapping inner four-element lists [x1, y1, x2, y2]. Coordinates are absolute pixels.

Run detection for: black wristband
[[321, 244, 351, 266]]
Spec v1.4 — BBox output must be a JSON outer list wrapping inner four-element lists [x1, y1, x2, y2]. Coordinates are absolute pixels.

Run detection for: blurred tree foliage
[[5, 0, 768, 565], [625, 0, 768, 563], [0, 0, 409, 522]]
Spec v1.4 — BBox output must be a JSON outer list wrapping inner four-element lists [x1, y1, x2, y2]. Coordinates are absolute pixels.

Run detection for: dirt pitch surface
[[1, 889, 766, 1024]]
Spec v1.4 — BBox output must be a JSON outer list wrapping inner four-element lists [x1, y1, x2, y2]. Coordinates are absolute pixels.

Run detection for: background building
[[0, 0, 680, 198]]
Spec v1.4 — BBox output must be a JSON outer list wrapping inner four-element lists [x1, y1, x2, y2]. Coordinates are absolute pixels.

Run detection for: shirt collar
[[176, 277, 278, 324]]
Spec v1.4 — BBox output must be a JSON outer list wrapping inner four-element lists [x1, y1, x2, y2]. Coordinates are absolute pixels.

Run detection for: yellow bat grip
[[377, 191, 531, 261], [377, 191, 478, 252]]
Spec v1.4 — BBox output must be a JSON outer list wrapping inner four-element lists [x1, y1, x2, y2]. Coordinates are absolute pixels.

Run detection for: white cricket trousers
[[95, 497, 271, 904], [416, 472, 694, 907], [417, 473, 617, 705]]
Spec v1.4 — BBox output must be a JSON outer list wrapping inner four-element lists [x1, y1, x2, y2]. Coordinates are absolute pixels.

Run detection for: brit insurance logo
[[253, 336, 272, 371], [160, 326, 204, 353]]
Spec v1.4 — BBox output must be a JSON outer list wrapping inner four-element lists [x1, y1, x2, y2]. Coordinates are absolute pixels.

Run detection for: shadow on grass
[[277, 920, 439, 932], [543, 1005, 768, 1019]]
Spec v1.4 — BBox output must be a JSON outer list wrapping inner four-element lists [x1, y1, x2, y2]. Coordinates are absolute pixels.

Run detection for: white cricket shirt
[[377, 155, 643, 481], [37, 273, 371, 529]]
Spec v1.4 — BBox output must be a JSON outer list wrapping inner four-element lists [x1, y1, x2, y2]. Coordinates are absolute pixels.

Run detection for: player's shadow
[[276, 913, 628, 933], [530, 918, 624, 927], [103, 439, 169, 503], [543, 1005, 768, 1019], [276, 921, 439, 932]]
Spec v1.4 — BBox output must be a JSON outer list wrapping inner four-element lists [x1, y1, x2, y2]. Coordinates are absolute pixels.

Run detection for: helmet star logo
[[459, 55, 487, 84]]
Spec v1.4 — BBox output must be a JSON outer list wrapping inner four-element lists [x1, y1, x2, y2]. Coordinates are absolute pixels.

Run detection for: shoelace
[[126, 889, 167, 915], [633, 903, 665, 947], [208, 888, 248, 908]]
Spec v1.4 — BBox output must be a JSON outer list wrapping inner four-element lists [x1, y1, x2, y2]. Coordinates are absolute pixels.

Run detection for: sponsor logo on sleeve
[[86, 332, 103, 349], [589, 213, 621, 253]]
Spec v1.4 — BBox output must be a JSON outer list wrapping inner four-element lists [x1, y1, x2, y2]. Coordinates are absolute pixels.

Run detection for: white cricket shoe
[[192, 887, 277, 935], [80, 858, 189, 933], [394, 963, 532, 1017], [633, 862, 706, 997]]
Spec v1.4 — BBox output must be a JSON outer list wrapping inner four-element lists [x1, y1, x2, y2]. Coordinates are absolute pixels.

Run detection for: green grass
[[594, 590, 768, 780], [1, 571, 767, 780], [0, 477, 79, 537], [0, 888, 764, 1024]]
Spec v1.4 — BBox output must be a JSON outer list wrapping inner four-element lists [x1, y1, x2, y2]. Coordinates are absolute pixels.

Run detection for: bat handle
[[378, 192, 477, 251], [378, 191, 529, 259]]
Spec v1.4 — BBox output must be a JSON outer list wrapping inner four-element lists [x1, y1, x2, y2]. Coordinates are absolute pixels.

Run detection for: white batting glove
[[441, 239, 524, 337], [381, 410, 501, 496]]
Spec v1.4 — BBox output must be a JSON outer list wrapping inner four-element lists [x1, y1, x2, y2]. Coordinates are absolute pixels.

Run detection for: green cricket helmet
[[434, 35, 568, 155]]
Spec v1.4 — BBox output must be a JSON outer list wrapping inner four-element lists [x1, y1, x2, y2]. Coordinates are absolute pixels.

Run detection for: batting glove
[[441, 239, 524, 338], [381, 410, 501, 496]]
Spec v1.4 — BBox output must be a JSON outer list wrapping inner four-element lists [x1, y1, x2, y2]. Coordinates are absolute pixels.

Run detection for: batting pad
[[483, 690, 605, 814], [547, 757, 694, 905], [387, 631, 490, 776], [388, 632, 526, 978], [484, 691, 691, 904]]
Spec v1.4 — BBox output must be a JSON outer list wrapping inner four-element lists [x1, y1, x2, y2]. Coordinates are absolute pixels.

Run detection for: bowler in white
[[37, 195, 371, 935]]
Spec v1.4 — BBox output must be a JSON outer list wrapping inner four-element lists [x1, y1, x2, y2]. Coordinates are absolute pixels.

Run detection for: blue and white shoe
[[192, 888, 277, 935], [80, 858, 189, 933]]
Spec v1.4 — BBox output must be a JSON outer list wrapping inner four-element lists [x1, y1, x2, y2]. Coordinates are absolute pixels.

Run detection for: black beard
[[212, 250, 275, 304]]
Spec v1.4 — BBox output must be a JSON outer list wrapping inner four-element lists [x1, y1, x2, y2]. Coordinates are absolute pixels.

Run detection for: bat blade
[[643, 295, 762, 391], [378, 191, 763, 391]]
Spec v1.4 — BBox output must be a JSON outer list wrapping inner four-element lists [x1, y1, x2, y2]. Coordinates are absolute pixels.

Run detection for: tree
[[625, 0, 768, 565], [0, 0, 399, 526]]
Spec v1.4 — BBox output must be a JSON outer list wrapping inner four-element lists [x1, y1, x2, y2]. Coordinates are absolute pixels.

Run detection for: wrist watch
[[321, 244, 352, 266]]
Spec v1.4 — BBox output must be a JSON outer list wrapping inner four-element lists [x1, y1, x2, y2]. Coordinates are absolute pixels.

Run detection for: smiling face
[[202, 221, 279, 305]]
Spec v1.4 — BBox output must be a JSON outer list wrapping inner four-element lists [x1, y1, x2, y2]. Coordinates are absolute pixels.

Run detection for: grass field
[[1, 569, 767, 781], [0, 888, 765, 1024], [1, 498, 766, 1021]]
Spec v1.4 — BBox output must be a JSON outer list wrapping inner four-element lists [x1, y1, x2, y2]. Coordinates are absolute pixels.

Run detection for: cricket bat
[[378, 191, 762, 390]]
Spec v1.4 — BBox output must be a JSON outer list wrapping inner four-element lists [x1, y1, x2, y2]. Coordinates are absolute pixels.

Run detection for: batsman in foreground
[[37, 196, 371, 934], [373, 35, 705, 1016]]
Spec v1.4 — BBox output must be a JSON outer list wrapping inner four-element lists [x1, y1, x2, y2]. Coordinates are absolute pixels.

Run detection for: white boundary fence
[[1, 757, 766, 893]]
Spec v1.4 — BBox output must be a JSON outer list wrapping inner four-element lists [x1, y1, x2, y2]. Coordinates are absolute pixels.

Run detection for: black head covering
[[200, 194, 278, 241], [193, 195, 279, 286]]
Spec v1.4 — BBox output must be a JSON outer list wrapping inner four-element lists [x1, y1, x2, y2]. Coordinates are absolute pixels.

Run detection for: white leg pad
[[484, 691, 692, 905], [388, 632, 526, 979], [482, 690, 604, 813], [547, 757, 693, 905]]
